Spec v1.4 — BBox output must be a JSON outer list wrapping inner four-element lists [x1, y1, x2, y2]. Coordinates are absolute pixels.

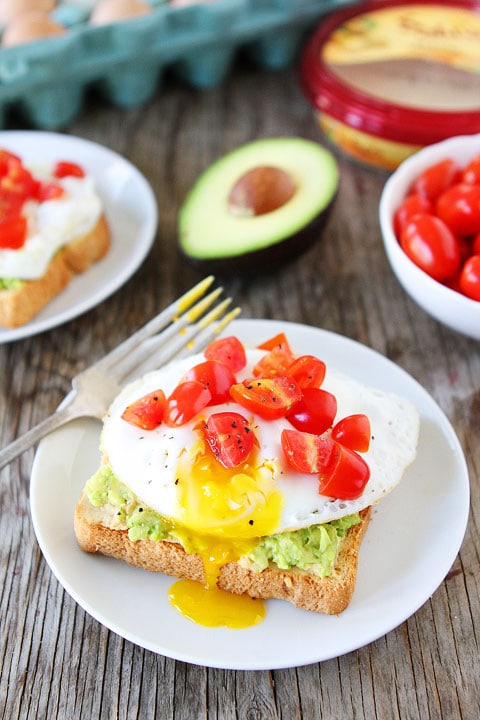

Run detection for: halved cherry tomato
[[285, 355, 326, 389], [252, 342, 296, 378], [286, 387, 337, 435], [462, 155, 480, 185], [281, 428, 334, 474], [257, 332, 292, 353], [410, 158, 462, 201], [184, 359, 236, 405], [203, 411, 254, 468], [459, 255, 480, 301], [318, 443, 370, 500], [400, 214, 460, 281], [229, 376, 302, 420], [164, 381, 211, 427], [332, 414, 371, 452], [53, 161, 85, 179], [0, 214, 27, 249], [393, 193, 432, 238], [121, 389, 166, 430], [204, 335, 246, 372], [436, 183, 480, 236]]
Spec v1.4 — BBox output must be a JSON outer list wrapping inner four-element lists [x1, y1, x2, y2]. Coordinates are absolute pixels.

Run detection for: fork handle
[[0, 400, 82, 471]]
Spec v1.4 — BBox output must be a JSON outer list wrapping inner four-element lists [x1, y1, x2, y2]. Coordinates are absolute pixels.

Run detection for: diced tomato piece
[[257, 332, 293, 353], [318, 443, 370, 500], [285, 355, 326, 389], [0, 149, 21, 178], [253, 345, 296, 378], [163, 381, 211, 427], [53, 161, 85, 179], [203, 335, 246, 372], [0, 157, 39, 200], [281, 428, 335, 474], [332, 413, 371, 452], [37, 183, 65, 202], [286, 387, 337, 435], [121, 389, 166, 430], [203, 411, 255, 468], [0, 214, 27, 249], [229, 376, 302, 420], [184, 359, 236, 405]]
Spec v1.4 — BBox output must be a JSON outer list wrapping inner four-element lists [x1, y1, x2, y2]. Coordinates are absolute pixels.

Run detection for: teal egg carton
[[0, 0, 352, 129]]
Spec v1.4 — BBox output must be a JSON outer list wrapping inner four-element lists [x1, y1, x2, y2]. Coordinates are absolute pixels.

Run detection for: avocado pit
[[228, 166, 297, 217]]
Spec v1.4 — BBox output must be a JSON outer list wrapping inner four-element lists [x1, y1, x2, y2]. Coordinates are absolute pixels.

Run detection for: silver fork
[[0, 276, 240, 470]]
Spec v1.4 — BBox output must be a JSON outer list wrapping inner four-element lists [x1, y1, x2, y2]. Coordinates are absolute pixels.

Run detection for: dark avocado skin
[[180, 191, 337, 276]]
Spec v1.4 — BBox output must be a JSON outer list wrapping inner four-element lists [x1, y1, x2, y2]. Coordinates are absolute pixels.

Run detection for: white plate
[[30, 319, 470, 670], [0, 131, 157, 344]]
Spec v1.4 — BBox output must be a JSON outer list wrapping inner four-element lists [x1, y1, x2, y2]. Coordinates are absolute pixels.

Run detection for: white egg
[[102, 348, 420, 536]]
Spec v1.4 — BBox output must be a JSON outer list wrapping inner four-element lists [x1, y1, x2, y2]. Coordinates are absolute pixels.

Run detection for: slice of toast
[[74, 490, 371, 615], [0, 214, 110, 328]]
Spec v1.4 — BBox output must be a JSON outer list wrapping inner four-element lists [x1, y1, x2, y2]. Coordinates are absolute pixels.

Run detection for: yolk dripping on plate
[[168, 439, 283, 628]]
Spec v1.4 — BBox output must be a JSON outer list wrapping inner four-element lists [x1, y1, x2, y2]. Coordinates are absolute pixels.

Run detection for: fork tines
[[98, 276, 240, 385]]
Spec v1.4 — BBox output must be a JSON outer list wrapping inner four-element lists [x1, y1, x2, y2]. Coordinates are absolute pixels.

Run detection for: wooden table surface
[[0, 60, 479, 720]]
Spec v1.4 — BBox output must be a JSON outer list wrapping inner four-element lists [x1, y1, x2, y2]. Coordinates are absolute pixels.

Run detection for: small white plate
[[0, 131, 158, 344], [30, 319, 470, 670]]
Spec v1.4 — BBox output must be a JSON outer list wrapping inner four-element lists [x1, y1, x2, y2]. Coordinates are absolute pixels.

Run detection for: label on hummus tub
[[322, 4, 480, 111]]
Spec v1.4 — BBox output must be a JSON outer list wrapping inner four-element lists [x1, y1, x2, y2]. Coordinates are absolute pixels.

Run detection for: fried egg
[[102, 348, 420, 540]]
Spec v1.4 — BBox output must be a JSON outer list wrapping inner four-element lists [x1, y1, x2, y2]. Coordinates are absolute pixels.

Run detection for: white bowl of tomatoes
[[379, 133, 480, 340]]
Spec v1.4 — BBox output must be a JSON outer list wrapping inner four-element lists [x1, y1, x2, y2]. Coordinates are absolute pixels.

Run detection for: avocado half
[[178, 137, 339, 274]]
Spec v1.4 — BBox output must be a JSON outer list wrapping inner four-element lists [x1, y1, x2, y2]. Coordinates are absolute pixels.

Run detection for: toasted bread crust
[[0, 214, 110, 328], [74, 492, 371, 615]]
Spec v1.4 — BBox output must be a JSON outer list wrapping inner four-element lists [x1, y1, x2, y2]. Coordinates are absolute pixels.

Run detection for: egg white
[[101, 348, 420, 534], [0, 169, 102, 280]]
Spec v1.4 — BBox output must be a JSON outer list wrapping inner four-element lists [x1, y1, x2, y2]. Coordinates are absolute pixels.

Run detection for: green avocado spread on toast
[[86, 465, 361, 578]]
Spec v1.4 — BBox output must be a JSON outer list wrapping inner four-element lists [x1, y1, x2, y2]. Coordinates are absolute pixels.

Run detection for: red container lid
[[301, 0, 480, 148]]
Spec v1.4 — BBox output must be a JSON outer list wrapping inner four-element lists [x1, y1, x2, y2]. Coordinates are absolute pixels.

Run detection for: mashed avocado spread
[[86, 465, 360, 578], [0, 278, 23, 290]]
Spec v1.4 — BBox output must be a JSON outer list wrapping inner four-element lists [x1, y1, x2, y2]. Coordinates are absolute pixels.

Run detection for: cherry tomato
[[436, 183, 480, 236], [400, 214, 460, 281], [332, 414, 371, 452], [229, 376, 302, 420], [252, 342, 295, 378], [257, 332, 293, 353], [286, 387, 337, 435], [0, 157, 39, 200], [203, 411, 255, 468], [393, 193, 432, 238], [462, 155, 480, 185], [184, 359, 236, 405], [459, 255, 480, 301], [285, 354, 326, 389], [53, 161, 85, 179], [411, 158, 462, 201], [204, 335, 246, 372], [318, 443, 370, 500], [281, 429, 334, 474], [0, 214, 27, 249], [121, 389, 166, 430], [163, 381, 211, 427]]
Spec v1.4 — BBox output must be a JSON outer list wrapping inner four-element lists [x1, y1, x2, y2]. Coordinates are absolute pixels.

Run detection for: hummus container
[[300, 0, 480, 171]]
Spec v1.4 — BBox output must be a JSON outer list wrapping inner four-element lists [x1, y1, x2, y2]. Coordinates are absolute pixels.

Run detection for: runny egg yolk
[[168, 435, 283, 628]]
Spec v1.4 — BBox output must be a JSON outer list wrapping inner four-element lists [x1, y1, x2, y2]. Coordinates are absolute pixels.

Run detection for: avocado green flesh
[[178, 138, 338, 261], [0, 278, 24, 290], [86, 465, 360, 578]]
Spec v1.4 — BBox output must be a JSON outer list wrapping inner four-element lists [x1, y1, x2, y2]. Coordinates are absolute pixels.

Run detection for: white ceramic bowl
[[379, 134, 480, 341]]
